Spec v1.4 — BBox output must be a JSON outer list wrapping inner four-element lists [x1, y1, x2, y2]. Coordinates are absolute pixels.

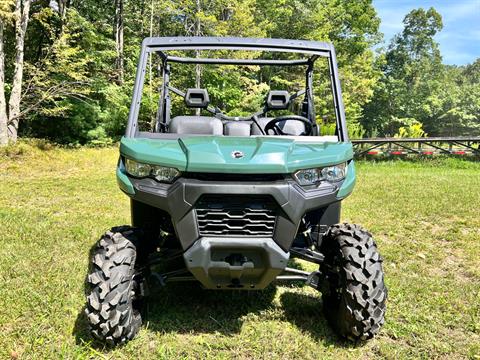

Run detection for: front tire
[[85, 226, 143, 345], [320, 223, 387, 341]]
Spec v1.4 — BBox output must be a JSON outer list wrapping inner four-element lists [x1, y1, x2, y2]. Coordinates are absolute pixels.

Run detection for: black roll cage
[[126, 37, 348, 141]]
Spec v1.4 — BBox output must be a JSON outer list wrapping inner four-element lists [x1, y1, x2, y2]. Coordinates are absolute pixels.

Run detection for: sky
[[373, 0, 480, 65]]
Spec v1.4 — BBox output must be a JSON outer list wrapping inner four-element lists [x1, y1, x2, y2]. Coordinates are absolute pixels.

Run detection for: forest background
[[0, 0, 478, 146]]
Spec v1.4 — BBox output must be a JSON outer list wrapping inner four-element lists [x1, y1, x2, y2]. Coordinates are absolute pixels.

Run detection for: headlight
[[293, 163, 347, 186], [151, 166, 180, 182], [321, 163, 347, 182], [125, 159, 180, 183], [125, 158, 152, 177]]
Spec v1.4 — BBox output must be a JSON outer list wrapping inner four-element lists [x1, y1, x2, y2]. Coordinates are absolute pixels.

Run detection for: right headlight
[[125, 158, 180, 183], [293, 162, 347, 186]]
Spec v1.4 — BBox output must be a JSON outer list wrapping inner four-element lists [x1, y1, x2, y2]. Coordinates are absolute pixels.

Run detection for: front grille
[[195, 195, 277, 237]]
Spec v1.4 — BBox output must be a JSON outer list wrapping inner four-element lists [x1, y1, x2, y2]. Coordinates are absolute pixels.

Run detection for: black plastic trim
[[128, 176, 343, 252]]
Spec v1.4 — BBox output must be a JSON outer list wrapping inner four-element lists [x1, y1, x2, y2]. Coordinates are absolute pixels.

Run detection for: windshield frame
[[125, 37, 348, 142]]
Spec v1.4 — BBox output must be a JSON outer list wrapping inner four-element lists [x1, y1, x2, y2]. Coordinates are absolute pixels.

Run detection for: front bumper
[[184, 237, 289, 289]]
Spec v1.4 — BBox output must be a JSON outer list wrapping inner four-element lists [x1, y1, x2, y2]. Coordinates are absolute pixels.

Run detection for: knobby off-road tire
[[320, 223, 387, 341], [85, 226, 143, 345]]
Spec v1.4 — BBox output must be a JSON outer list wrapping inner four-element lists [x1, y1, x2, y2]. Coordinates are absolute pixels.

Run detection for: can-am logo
[[231, 150, 244, 159]]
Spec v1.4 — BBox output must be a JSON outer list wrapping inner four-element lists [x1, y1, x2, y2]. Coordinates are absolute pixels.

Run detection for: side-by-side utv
[[85, 37, 387, 345]]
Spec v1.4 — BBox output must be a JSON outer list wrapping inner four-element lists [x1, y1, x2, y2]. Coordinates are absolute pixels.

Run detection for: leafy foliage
[[0, 2, 478, 144], [394, 120, 426, 138]]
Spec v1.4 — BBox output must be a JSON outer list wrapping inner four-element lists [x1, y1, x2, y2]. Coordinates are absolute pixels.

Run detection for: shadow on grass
[[73, 283, 362, 350], [72, 241, 361, 349], [145, 283, 277, 334], [279, 291, 360, 349], [72, 283, 277, 349]]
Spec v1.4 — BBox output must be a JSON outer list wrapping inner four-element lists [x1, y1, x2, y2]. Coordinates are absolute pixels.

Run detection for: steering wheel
[[264, 115, 313, 136]]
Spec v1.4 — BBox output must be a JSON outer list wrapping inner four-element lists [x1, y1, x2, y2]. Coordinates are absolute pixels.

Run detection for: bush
[[86, 126, 114, 147], [348, 122, 366, 139], [394, 121, 427, 138]]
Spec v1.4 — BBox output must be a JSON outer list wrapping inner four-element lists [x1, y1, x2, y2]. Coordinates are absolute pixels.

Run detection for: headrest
[[185, 88, 210, 108], [266, 90, 290, 110]]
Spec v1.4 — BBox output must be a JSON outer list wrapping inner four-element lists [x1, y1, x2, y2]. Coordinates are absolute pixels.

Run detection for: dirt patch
[[429, 253, 473, 284]]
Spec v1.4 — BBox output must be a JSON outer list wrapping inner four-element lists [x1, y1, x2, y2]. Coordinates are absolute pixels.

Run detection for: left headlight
[[293, 162, 347, 186], [125, 158, 180, 183]]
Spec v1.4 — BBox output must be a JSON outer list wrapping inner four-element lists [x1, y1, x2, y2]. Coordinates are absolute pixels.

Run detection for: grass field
[[0, 143, 479, 359]]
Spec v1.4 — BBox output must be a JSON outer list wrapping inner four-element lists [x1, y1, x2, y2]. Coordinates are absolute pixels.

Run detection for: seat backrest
[[169, 116, 223, 135], [251, 117, 306, 136], [224, 122, 251, 136]]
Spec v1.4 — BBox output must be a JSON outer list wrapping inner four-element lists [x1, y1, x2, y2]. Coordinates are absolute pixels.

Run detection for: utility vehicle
[[85, 37, 387, 345]]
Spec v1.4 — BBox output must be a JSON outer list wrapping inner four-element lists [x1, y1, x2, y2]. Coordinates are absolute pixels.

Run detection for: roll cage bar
[[126, 37, 348, 141]]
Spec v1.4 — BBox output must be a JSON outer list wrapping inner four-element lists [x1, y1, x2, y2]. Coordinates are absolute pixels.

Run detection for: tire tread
[[321, 223, 387, 341], [85, 226, 142, 345]]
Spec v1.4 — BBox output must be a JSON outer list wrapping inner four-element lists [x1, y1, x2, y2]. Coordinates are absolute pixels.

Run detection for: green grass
[[0, 144, 479, 359]]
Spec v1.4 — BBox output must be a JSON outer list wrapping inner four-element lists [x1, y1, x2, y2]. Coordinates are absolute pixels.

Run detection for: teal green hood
[[120, 136, 353, 173]]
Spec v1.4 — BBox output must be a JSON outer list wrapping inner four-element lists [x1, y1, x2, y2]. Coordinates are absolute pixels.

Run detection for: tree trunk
[[58, 0, 68, 21], [114, 0, 124, 84], [7, 0, 31, 143], [195, 0, 201, 115], [0, 19, 8, 146], [49, 0, 68, 31], [148, 0, 154, 128]]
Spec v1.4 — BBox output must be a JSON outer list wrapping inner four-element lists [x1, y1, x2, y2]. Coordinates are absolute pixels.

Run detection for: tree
[[0, 2, 12, 145], [20, 9, 92, 118], [362, 7, 445, 136], [255, 0, 382, 128], [114, 0, 124, 84], [0, 0, 31, 145], [7, 0, 32, 142], [22, 8, 116, 144], [433, 61, 480, 136]]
